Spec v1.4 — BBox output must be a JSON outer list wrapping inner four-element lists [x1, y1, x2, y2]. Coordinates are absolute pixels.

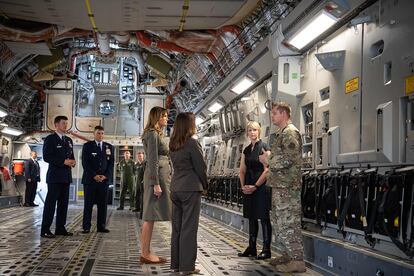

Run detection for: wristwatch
[[254, 184, 259, 188]]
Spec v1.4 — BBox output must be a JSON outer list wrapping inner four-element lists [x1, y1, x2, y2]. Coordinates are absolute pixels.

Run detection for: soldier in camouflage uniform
[[117, 151, 135, 210], [259, 102, 306, 273]]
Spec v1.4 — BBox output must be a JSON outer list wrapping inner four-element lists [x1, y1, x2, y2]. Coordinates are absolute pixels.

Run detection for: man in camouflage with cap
[[259, 101, 305, 273]]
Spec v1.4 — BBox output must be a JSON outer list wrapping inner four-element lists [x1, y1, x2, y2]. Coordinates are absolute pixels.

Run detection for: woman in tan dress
[[140, 106, 172, 264]]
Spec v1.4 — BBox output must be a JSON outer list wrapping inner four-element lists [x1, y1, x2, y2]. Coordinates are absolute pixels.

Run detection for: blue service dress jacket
[[81, 141, 114, 185], [43, 133, 75, 184]]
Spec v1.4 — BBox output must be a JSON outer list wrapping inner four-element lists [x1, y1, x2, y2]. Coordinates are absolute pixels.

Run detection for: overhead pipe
[[136, 31, 192, 55], [112, 32, 130, 45], [0, 24, 90, 43], [69, 48, 96, 73], [20, 71, 46, 103], [213, 25, 241, 36], [0, 24, 58, 43], [97, 32, 111, 55]]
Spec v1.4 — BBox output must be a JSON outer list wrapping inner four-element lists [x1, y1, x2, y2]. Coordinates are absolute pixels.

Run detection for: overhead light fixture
[[287, 10, 338, 50], [0, 107, 7, 117], [196, 116, 205, 125], [1, 127, 24, 136], [207, 102, 223, 113], [230, 76, 255, 95]]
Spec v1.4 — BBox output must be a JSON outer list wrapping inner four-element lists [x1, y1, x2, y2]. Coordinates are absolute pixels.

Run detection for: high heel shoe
[[140, 255, 167, 264]]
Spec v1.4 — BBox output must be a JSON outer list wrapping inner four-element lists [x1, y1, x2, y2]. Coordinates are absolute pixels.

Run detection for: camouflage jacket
[[268, 122, 302, 189]]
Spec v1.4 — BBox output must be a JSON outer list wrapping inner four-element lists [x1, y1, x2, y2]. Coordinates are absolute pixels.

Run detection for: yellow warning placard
[[345, 77, 359, 94], [77, 191, 84, 196], [406, 75, 414, 95]]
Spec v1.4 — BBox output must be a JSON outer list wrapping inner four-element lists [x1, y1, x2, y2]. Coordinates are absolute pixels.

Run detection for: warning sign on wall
[[406, 75, 414, 95], [345, 77, 359, 94]]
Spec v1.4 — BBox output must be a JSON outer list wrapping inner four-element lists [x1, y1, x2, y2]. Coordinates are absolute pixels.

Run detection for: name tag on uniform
[[92, 152, 97, 156], [56, 145, 62, 148]]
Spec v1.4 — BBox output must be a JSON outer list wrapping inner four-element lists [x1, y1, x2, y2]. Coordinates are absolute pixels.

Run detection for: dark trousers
[[170, 191, 201, 271], [25, 181, 38, 204], [41, 183, 70, 233], [83, 182, 108, 231]]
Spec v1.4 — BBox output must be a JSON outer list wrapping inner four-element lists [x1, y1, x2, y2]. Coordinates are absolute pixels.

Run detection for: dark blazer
[[43, 133, 75, 184], [81, 141, 114, 185], [24, 158, 40, 182], [170, 138, 208, 192]]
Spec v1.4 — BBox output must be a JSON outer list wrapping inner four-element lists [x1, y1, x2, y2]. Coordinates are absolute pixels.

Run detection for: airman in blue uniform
[[41, 115, 76, 238], [81, 126, 114, 233]]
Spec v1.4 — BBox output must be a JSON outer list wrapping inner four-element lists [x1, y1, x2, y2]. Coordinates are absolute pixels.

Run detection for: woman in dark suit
[[237, 121, 272, 260], [169, 112, 208, 274]]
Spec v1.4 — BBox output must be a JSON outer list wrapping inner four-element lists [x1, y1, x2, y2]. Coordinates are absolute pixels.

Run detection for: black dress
[[242, 140, 271, 219]]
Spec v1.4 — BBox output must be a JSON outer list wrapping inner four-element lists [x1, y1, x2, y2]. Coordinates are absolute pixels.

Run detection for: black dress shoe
[[41, 231, 55, 238], [97, 228, 110, 233], [237, 246, 257, 257], [257, 250, 271, 260], [55, 230, 73, 236], [23, 203, 31, 207], [30, 203, 39, 207], [117, 207, 124, 210], [82, 229, 90, 234], [133, 209, 140, 212]]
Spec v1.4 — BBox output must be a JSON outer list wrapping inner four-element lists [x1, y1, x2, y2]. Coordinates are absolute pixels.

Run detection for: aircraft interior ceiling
[[0, 0, 302, 135]]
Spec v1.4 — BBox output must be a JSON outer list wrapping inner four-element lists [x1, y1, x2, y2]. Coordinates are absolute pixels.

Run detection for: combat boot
[[237, 235, 257, 257], [269, 253, 291, 266], [275, 260, 306, 273]]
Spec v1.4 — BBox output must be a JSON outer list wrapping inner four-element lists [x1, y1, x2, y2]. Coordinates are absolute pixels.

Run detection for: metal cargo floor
[[0, 205, 320, 276]]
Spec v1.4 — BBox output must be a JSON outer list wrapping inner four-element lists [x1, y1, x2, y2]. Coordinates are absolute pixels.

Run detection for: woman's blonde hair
[[246, 121, 261, 138], [143, 106, 168, 136]]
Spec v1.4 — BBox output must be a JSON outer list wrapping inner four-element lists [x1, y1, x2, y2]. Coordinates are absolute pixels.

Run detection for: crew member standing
[[81, 126, 114, 233], [133, 152, 146, 216], [41, 115, 76, 238], [24, 151, 40, 207], [117, 151, 135, 210], [259, 102, 306, 273]]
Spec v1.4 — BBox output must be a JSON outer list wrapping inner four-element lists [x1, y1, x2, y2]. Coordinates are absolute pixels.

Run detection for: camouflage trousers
[[270, 187, 304, 261]]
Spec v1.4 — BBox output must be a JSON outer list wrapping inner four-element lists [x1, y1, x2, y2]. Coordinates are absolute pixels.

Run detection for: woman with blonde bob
[[237, 121, 272, 260], [169, 112, 208, 274], [140, 106, 172, 264]]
